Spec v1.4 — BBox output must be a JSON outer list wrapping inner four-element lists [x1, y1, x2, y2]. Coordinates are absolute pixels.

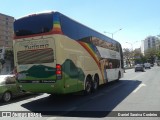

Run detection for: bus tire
[[84, 76, 92, 95], [92, 74, 99, 92]]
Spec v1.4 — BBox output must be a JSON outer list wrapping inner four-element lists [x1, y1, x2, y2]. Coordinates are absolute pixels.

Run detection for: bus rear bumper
[[18, 82, 65, 94]]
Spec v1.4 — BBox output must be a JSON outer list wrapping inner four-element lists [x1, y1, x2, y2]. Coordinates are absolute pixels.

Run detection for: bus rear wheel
[[92, 75, 99, 92], [84, 76, 92, 95]]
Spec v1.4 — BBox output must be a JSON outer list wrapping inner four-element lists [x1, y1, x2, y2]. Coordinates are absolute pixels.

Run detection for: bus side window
[[105, 60, 109, 69]]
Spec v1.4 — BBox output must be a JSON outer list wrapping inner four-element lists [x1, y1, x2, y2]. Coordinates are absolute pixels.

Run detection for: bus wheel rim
[[86, 81, 91, 93]]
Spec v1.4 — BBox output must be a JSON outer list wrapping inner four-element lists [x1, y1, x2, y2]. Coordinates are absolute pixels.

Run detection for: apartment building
[[0, 13, 14, 48], [0, 13, 14, 74], [141, 36, 157, 55], [156, 38, 160, 50]]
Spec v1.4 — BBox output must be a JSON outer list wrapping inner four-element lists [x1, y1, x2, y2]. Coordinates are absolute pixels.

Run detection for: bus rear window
[[14, 13, 53, 36], [17, 48, 54, 64]]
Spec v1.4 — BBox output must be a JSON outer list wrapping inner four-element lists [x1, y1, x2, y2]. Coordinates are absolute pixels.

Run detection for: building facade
[[0, 13, 14, 74], [141, 36, 157, 55], [156, 38, 160, 50], [0, 13, 14, 49]]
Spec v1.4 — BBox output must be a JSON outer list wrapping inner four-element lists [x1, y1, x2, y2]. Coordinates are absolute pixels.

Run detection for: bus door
[[102, 59, 114, 82], [115, 68, 119, 80], [114, 60, 120, 79], [106, 69, 115, 81]]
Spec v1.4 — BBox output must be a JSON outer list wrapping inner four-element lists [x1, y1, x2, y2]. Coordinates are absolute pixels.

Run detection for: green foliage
[[123, 48, 132, 60], [123, 48, 132, 66], [134, 56, 147, 64], [4, 50, 14, 69], [133, 49, 142, 58], [5, 50, 14, 60], [144, 48, 156, 59], [156, 50, 160, 59], [0, 59, 5, 65]]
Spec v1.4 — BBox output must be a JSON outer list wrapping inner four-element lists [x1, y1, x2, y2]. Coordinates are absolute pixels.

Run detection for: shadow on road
[[0, 94, 41, 106], [21, 80, 141, 118]]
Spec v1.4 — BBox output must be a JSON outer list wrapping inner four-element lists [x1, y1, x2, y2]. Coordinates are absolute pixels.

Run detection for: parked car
[[135, 64, 144, 72], [150, 63, 154, 67], [140, 63, 145, 67], [156, 60, 160, 66], [0, 74, 25, 102], [144, 63, 151, 69]]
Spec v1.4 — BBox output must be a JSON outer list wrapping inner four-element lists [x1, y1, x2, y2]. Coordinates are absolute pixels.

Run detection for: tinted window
[[78, 36, 120, 52], [101, 58, 120, 69], [107, 59, 120, 69], [14, 13, 53, 36], [17, 48, 54, 64]]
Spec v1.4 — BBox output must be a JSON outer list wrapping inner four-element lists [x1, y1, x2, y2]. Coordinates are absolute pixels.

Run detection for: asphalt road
[[0, 66, 160, 120]]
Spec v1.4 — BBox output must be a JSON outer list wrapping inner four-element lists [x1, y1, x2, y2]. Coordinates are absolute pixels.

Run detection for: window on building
[[6, 36, 8, 40], [5, 41, 9, 45], [6, 17, 9, 20], [6, 21, 8, 26]]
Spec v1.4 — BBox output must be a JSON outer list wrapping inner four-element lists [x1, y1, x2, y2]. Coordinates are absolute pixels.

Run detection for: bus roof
[[14, 11, 120, 45], [56, 12, 120, 45]]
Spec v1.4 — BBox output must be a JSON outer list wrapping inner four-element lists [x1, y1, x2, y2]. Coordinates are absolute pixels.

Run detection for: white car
[[144, 63, 151, 69]]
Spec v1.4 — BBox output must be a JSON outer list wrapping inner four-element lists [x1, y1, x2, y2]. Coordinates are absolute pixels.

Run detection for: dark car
[[135, 64, 144, 72]]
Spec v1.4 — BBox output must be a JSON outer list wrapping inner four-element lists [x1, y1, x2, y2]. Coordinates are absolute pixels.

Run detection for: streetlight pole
[[104, 28, 122, 39]]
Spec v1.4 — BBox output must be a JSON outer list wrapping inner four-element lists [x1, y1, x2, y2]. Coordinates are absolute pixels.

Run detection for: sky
[[1, 0, 160, 49]]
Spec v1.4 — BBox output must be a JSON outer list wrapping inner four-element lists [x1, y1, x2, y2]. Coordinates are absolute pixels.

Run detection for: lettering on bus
[[24, 44, 49, 50], [109, 51, 116, 58], [18, 40, 49, 50]]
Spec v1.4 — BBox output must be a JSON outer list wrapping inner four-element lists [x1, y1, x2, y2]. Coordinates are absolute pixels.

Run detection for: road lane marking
[[132, 83, 146, 93], [46, 117, 57, 120]]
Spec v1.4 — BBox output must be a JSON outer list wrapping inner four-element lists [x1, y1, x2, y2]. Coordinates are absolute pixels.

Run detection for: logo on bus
[[18, 40, 49, 50], [110, 51, 116, 58]]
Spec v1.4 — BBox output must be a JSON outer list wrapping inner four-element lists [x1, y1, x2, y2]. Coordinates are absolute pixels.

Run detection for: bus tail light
[[56, 64, 62, 80]]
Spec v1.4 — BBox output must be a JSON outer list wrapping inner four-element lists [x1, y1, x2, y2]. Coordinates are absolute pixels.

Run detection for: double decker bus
[[13, 11, 124, 94]]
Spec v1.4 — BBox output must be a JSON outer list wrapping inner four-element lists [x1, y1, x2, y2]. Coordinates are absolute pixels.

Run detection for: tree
[[4, 50, 14, 70], [145, 48, 156, 58], [133, 48, 145, 64], [156, 50, 160, 59], [144, 48, 156, 63], [123, 48, 132, 67], [133, 49, 142, 59]]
